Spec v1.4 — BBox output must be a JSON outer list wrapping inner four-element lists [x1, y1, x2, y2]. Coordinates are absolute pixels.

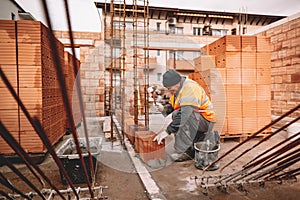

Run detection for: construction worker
[[153, 69, 216, 162]]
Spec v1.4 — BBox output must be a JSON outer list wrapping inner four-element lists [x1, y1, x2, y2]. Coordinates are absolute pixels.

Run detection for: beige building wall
[[52, 9, 289, 118]]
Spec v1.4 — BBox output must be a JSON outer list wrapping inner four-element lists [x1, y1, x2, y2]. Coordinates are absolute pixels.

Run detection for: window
[[157, 50, 161, 56], [169, 50, 184, 60], [169, 27, 183, 34], [203, 24, 212, 35], [156, 22, 161, 31], [193, 51, 200, 58], [169, 50, 175, 60], [176, 51, 184, 60], [112, 48, 121, 58], [193, 27, 201, 35], [125, 22, 133, 30], [157, 73, 162, 81], [231, 28, 237, 35], [11, 13, 15, 20], [113, 21, 123, 29], [211, 29, 227, 36], [243, 27, 247, 34]]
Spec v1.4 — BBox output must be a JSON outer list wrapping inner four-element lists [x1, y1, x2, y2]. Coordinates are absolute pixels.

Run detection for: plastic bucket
[[194, 141, 220, 171]]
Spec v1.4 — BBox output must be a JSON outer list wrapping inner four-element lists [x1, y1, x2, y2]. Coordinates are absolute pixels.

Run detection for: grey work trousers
[[171, 107, 213, 154]]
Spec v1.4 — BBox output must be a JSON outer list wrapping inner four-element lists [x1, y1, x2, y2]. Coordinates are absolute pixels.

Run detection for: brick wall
[[255, 15, 300, 118]]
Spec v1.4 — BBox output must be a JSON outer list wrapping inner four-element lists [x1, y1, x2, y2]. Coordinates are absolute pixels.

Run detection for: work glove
[[155, 102, 164, 112], [153, 131, 169, 145]]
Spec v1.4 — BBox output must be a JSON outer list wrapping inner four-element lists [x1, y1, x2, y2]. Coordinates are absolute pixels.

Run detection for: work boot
[[170, 152, 193, 162]]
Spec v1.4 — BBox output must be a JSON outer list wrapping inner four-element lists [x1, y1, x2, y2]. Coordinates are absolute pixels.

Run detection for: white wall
[[15, 0, 101, 32], [0, 1, 21, 20]]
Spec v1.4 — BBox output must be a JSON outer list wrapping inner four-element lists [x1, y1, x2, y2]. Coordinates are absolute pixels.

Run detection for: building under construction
[[0, 0, 299, 199]]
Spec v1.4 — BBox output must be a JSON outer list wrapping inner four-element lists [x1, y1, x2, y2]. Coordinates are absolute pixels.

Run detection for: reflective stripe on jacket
[[169, 78, 216, 122]]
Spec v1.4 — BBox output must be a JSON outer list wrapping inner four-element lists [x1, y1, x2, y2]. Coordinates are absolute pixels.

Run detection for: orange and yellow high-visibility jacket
[[169, 78, 216, 122]]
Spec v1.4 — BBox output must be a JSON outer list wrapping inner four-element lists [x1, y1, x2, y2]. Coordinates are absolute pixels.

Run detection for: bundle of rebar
[[195, 104, 300, 192]]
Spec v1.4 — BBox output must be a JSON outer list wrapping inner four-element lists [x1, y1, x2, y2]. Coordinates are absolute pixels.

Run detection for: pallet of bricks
[[193, 35, 271, 141], [0, 20, 69, 154], [63, 51, 82, 130]]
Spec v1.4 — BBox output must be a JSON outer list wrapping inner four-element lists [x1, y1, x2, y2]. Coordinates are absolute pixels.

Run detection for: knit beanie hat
[[162, 69, 182, 87]]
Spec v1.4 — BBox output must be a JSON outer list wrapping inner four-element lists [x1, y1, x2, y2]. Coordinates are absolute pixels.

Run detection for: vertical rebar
[[121, 0, 126, 140], [143, 0, 150, 129], [133, 0, 139, 127], [110, 0, 115, 141]]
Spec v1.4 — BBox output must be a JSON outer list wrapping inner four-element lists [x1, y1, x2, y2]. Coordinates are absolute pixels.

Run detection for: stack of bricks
[[135, 130, 166, 162], [0, 20, 19, 154], [0, 20, 74, 154], [195, 35, 271, 137], [114, 110, 166, 162], [63, 51, 82, 129]]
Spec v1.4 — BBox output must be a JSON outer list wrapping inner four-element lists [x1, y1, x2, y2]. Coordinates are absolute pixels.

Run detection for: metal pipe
[[202, 104, 300, 174], [0, 155, 46, 199], [40, 0, 93, 197]]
